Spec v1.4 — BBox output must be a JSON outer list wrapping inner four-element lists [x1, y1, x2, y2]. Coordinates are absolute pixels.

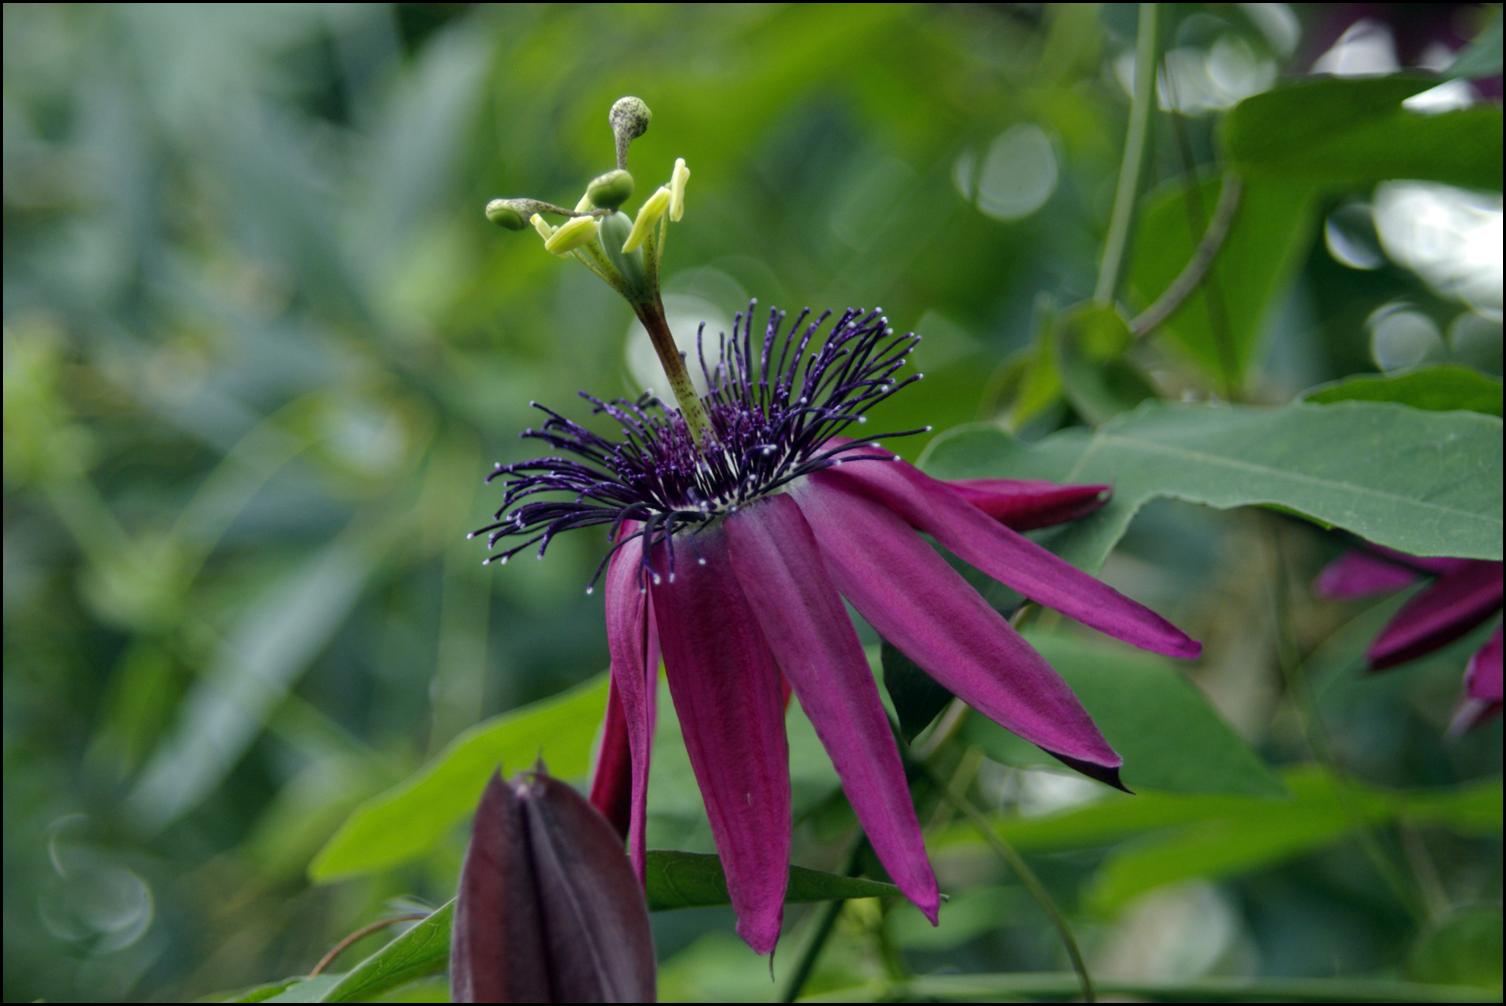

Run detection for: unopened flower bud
[[451, 767, 657, 1003], [587, 169, 635, 211]]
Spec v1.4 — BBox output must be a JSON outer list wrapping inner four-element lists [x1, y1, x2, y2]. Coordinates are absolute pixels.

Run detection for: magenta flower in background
[[1316, 547, 1504, 731], [475, 303, 1200, 953]]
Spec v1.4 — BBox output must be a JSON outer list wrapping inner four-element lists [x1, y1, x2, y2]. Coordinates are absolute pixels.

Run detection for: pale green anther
[[587, 169, 635, 211], [623, 186, 671, 253], [485, 199, 528, 230], [543, 213, 600, 255], [530, 213, 557, 241], [669, 158, 690, 222]]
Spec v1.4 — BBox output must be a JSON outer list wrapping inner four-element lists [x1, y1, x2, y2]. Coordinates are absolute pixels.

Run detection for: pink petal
[[947, 478, 1111, 530], [1451, 625, 1504, 734], [1369, 561, 1503, 670], [725, 495, 940, 923], [1314, 550, 1421, 599], [604, 530, 659, 881], [588, 684, 632, 840], [793, 478, 1123, 786], [1466, 624, 1504, 703], [651, 530, 791, 954], [814, 459, 1200, 660]]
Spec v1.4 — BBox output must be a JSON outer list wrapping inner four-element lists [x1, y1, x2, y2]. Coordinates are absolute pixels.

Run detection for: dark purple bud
[[451, 768, 657, 1003]]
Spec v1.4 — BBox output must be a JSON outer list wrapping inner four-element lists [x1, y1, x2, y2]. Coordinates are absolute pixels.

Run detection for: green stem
[[802, 973, 1502, 1003], [1094, 2, 1160, 305], [1265, 521, 1425, 919], [634, 298, 712, 445], [919, 759, 1097, 1003], [777, 837, 868, 1003]]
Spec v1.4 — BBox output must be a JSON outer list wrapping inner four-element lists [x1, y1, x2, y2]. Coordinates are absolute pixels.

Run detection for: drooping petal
[[587, 684, 633, 840], [451, 774, 549, 1003], [1314, 550, 1421, 599], [1451, 625, 1504, 733], [945, 477, 1111, 531], [814, 460, 1200, 660], [793, 478, 1123, 786], [604, 530, 659, 881], [652, 529, 791, 954], [521, 772, 658, 1002], [1368, 560, 1504, 670], [725, 494, 940, 923]]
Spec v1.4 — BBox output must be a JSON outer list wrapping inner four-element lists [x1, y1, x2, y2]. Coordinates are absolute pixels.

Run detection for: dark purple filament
[[471, 302, 929, 589]]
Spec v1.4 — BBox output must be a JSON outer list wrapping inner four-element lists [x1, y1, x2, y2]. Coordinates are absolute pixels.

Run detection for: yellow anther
[[543, 214, 600, 256], [530, 213, 556, 241], [669, 158, 690, 222], [623, 185, 671, 252]]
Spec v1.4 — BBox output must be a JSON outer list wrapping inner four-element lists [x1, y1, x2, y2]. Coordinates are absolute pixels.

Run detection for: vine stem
[[917, 759, 1097, 1003], [1094, 2, 1161, 305], [1130, 175, 1243, 339], [1265, 521, 1426, 920], [777, 836, 869, 1003], [308, 913, 427, 978]]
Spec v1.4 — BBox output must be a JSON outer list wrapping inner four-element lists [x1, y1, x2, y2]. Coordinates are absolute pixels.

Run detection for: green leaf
[[882, 642, 955, 742], [1083, 769, 1502, 914], [892, 972, 1505, 1003], [1051, 303, 1157, 425], [1302, 366, 1504, 417], [213, 975, 342, 1003], [921, 402, 1504, 573], [645, 850, 904, 911], [962, 632, 1285, 796], [1408, 907, 1505, 990], [310, 675, 610, 882], [296, 855, 901, 1003], [1448, 9, 1503, 81], [319, 904, 453, 1003], [1128, 175, 1316, 386], [129, 528, 379, 828], [1221, 74, 1504, 191]]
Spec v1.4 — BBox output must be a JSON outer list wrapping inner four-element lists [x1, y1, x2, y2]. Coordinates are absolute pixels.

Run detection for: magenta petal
[[604, 530, 659, 881], [1314, 550, 1421, 599], [651, 530, 791, 954], [794, 478, 1123, 783], [815, 461, 1200, 660], [726, 495, 940, 923], [588, 684, 633, 840], [947, 478, 1112, 531], [1452, 626, 1504, 733], [1368, 561, 1504, 670]]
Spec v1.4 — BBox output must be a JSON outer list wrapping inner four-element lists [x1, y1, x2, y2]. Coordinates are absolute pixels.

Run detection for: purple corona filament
[[471, 302, 928, 587]]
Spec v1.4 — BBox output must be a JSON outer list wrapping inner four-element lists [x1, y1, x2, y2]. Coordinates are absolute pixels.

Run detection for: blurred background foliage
[[2, 3, 1501, 1002]]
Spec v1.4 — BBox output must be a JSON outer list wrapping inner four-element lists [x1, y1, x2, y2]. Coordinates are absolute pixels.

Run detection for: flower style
[[1316, 547, 1504, 732], [475, 98, 1200, 954]]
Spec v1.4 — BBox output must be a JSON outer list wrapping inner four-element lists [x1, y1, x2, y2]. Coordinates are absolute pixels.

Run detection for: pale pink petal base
[[1451, 625, 1503, 734]]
